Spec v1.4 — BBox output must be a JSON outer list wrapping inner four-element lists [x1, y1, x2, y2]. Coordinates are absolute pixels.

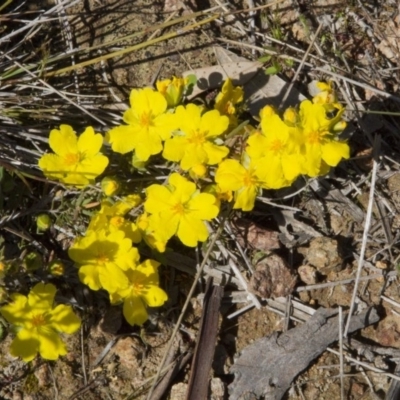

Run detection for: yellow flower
[[144, 173, 219, 247], [162, 103, 229, 171], [246, 112, 302, 189], [106, 88, 177, 161], [136, 212, 169, 253], [101, 176, 121, 197], [110, 259, 168, 326], [215, 157, 263, 212], [68, 230, 140, 293], [299, 100, 349, 177], [214, 78, 244, 127], [0, 283, 80, 362], [156, 76, 186, 107], [38, 125, 109, 187], [88, 195, 142, 243]]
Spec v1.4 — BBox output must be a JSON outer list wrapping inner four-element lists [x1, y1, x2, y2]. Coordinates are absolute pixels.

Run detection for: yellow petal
[[99, 264, 129, 293], [162, 137, 186, 162], [49, 125, 77, 156], [145, 185, 173, 213], [48, 304, 81, 334], [130, 88, 167, 117], [188, 193, 219, 220], [123, 295, 148, 326], [10, 328, 40, 362], [107, 125, 137, 154], [321, 141, 350, 167], [38, 154, 67, 178], [78, 265, 102, 291], [200, 110, 229, 137], [77, 126, 103, 157], [29, 283, 56, 310], [38, 327, 67, 360], [202, 142, 229, 165], [177, 215, 208, 246], [77, 154, 109, 178], [234, 186, 258, 211], [176, 103, 201, 133], [0, 294, 29, 326], [169, 173, 196, 202], [215, 159, 245, 192], [141, 286, 168, 307], [134, 131, 163, 161]]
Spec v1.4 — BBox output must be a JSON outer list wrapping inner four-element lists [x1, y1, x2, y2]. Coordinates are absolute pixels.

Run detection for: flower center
[[188, 130, 206, 145], [225, 101, 235, 115], [139, 112, 153, 128], [307, 130, 326, 145], [243, 170, 257, 187], [269, 139, 284, 154], [31, 313, 46, 327], [171, 202, 185, 215], [132, 282, 144, 294], [96, 252, 109, 264], [110, 216, 124, 228], [64, 153, 81, 166]]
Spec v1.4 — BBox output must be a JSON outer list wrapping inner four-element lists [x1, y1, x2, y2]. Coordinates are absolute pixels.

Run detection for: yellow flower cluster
[[68, 195, 168, 326], [216, 84, 349, 210], [31, 76, 350, 352]]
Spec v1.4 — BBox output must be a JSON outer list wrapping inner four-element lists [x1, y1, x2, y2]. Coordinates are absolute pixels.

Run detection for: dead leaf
[[183, 47, 306, 115], [183, 62, 261, 98]]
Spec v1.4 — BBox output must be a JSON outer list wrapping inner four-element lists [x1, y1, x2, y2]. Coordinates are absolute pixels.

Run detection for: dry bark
[[229, 307, 380, 400]]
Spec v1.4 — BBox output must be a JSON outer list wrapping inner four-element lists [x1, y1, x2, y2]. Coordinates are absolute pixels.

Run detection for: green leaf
[[184, 74, 197, 97], [284, 58, 294, 67], [265, 65, 280, 75], [258, 55, 272, 63]]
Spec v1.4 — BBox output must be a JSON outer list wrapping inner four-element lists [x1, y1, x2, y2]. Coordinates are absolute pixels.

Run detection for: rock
[[249, 253, 297, 299]]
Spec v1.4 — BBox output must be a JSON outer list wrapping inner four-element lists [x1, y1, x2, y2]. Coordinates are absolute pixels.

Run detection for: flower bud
[[189, 164, 207, 180], [101, 176, 120, 197], [259, 105, 276, 119], [283, 107, 298, 126], [156, 76, 186, 107], [36, 214, 52, 231], [332, 121, 347, 133], [49, 260, 65, 276]]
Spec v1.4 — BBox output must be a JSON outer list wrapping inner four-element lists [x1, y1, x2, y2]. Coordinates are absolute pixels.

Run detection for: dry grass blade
[[344, 138, 380, 337]]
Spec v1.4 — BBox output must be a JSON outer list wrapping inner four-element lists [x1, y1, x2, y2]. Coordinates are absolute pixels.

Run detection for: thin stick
[[228, 259, 261, 309], [80, 323, 87, 386], [344, 147, 380, 337], [338, 307, 345, 400]]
